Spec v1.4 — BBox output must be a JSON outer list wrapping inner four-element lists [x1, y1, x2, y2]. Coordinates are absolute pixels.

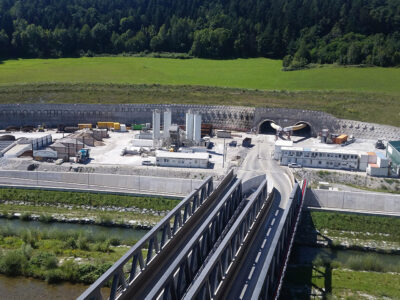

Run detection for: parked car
[[229, 141, 237, 147], [142, 160, 153, 166], [288, 163, 302, 168]]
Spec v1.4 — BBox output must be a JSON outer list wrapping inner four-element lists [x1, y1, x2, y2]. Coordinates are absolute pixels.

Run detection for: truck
[[76, 148, 90, 163], [242, 137, 252, 147]]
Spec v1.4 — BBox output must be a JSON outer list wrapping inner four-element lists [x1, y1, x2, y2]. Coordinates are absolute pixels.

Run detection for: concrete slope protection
[[1, 104, 400, 141]]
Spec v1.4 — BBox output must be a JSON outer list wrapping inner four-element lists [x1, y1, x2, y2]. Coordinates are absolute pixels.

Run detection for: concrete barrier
[[305, 189, 400, 215], [0, 170, 204, 196]]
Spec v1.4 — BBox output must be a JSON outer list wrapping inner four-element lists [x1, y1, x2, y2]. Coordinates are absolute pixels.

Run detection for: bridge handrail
[[78, 171, 234, 300], [274, 179, 307, 300], [183, 179, 271, 299], [251, 182, 302, 299], [143, 177, 243, 300]]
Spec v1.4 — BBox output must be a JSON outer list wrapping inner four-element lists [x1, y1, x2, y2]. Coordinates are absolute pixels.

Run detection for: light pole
[[222, 138, 226, 168]]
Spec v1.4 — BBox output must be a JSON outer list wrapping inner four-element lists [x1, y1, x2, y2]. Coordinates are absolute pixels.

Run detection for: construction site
[[0, 106, 399, 179]]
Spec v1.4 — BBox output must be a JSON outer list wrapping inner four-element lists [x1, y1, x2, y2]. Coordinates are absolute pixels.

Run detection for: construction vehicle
[[76, 148, 90, 163], [38, 124, 45, 132], [375, 140, 386, 150]]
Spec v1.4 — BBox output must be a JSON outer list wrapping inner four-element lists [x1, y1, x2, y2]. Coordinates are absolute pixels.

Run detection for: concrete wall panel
[[306, 189, 400, 214]]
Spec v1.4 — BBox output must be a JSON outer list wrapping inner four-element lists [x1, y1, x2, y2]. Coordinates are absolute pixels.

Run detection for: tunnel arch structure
[[258, 119, 277, 134], [292, 121, 312, 137]]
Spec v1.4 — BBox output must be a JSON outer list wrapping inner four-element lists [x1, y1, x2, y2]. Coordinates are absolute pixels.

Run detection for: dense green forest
[[0, 0, 399, 67]]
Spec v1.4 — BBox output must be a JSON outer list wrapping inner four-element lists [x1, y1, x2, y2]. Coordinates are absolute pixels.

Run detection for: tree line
[[0, 0, 399, 67]]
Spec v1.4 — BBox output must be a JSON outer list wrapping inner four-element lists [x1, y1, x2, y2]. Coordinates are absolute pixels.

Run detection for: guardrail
[[250, 182, 304, 300], [78, 171, 225, 300], [142, 178, 243, 300], [274, 180, 307, 300], [183, 179, 272, 300]]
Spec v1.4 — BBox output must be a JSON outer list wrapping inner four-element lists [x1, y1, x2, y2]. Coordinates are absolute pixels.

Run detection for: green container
[[132, 124, 143, 130]]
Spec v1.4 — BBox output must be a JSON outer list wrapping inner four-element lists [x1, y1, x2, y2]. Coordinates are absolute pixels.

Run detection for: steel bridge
[[78, 170, 307, 300]]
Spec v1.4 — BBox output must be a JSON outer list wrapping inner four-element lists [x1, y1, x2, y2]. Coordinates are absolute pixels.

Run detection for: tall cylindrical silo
[[163, 109, 172, 139], [152, 109, 161, 140], [194, 113, 202, 143], [186, 111, 194, 140]]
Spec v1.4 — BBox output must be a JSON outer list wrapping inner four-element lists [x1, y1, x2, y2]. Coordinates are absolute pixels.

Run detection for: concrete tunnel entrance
[[258, 120, 276, 134], [292, 121, 312, 137]]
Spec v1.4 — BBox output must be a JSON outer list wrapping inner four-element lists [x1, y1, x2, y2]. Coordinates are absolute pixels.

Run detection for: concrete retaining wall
[[0, 170, 203, 196], [1, 104, 399, 140], [305, 189, 400, 215]]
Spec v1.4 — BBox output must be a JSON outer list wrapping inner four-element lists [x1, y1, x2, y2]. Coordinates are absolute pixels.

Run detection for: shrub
[[45, 268, 64, 283], [60, 260, 79, 282], [77, 235, 89, 251], [94, 240, 111, 253], [0, 250, 27, 276], [30, 251, 58, 269], [109, 237, 121, 246], [63, 237, 77, 250], [39, 214, 53, 223], [347, 254, 385, 272], [20, 212, 30, 221]]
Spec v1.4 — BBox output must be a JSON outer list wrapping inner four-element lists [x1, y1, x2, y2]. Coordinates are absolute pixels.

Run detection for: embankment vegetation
[[310, 211, 400, 243], [0, 188, 180, 211], [0, 226, 137, 284]]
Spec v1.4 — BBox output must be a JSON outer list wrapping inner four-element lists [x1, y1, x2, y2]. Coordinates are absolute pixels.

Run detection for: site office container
[[367, 163, 388, 176], [78, 124, 93, 129]]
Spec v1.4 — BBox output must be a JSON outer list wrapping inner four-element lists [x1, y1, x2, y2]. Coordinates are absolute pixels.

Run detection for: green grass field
[[0, 57, 399, 126], [1, 57, 399, 94]]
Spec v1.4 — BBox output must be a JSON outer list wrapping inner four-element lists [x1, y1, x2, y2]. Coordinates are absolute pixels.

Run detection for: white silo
[[163, 109, 172, 139], [152, 109, 161, 140], [186, 111, 194, 140], [193, 113, 202, 144]]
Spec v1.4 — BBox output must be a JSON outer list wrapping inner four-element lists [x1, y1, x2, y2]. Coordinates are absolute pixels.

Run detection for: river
[[0, 218, 149, 299]]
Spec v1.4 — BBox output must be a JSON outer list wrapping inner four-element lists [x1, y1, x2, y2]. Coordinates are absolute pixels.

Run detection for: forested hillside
[[0, 0, 399, 67]]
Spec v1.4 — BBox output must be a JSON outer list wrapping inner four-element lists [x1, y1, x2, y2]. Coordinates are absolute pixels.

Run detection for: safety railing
[[143, 178, 243, 300], [274, 179, 307, 300], [183, 179, 272, 300], [250, 182, 304, 300], [78, 171, 233, 300]]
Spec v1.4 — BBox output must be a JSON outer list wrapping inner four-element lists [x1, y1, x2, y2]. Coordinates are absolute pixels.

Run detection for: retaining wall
[[0, 104, 399, 141], [305, 189, 400, 215], [0, 170, 203, 196]]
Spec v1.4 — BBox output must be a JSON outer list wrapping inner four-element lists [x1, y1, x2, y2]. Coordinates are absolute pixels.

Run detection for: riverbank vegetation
[[283, 210, 400, 298], [0, 226, 137, 284], [309, 211, 400, 243], [295, 211, 400, 252]]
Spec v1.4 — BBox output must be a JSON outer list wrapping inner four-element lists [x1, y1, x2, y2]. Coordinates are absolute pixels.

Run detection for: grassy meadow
[[0, 57, 399, 126], [1, 57, 399, 93]]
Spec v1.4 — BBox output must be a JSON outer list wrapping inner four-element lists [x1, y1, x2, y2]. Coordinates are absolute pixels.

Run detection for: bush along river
[[280, 210, 400, 299], [0, 218, 149, 299]]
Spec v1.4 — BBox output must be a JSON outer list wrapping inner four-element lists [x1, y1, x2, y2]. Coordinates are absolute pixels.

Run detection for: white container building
[[367, 164, 388, 177], [155, 151, 209, 168], [274, 140, 293, 160], [280, 147, 359, 170], [376, 152, 389, 168]]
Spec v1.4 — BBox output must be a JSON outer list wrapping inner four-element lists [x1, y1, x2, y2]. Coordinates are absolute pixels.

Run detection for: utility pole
[[222, 138, 226, 168]]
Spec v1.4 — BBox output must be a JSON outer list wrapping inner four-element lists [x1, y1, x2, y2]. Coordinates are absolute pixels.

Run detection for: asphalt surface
[[230, 134, 295, 299], [237, 134, 293, 207]]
